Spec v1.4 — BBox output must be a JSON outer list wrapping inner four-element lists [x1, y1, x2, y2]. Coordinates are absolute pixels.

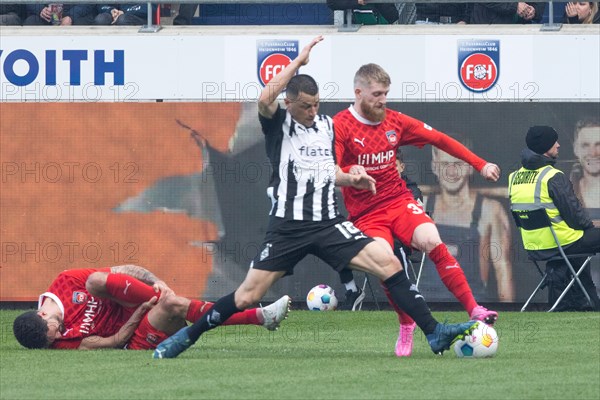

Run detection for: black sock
[[383, 271, 438, 335], [339, 267, 354, 285], [187, 292, 241, 343]]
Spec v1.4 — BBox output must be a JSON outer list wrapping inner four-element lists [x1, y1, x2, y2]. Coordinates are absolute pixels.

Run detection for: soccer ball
[[306, 284, 338, 311], [453, 321, 499, 358]]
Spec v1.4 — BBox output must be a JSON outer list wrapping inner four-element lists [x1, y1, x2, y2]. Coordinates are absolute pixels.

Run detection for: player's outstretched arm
[[77, 296, 157, 350], [257, 35, 323, 119]]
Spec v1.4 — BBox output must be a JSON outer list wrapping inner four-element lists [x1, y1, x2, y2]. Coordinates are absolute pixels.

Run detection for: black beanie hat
[[526, 126, 558, 155]]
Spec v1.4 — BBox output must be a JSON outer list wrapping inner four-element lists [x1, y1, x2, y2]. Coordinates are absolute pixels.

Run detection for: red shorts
[[353, 196, 432, 248], [126, 313, 170, 350]]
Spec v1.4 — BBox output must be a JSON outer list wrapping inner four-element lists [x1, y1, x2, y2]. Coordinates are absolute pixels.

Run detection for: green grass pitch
[[1, 309, 598, 400]]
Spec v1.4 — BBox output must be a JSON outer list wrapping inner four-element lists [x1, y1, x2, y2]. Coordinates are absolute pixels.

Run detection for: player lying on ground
[[13, 265, 290, 350]]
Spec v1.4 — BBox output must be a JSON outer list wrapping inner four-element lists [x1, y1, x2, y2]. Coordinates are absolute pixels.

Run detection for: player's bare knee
[[384, 253, 403, 273], [369, 253, 403, 280], [234, 290, 259, 310], [420, 238, 443, 254], [412, 223, 442, 252], [85, 272, 107, 295], [237, 295, 257, 310], [390, 254, 402, 270], [159, 293, 186, 314]]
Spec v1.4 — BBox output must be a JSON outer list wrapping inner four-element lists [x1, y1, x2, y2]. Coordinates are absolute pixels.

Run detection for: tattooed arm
[[110, 265, 170, 293]]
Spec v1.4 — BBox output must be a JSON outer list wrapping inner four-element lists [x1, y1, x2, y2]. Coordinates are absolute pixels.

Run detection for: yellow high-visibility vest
[[508, 165, 583, 250]]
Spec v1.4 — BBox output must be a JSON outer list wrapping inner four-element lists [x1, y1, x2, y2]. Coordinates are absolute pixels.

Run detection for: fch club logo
[[257, 40, 299, 87], [458, 40, 500, 93], [72, 291, 87, 304], [385, 131, 398, 146]]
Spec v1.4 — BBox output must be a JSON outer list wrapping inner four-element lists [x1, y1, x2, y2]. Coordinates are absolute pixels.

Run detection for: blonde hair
[[353, 63, 391, 88], [581, 2, 598, 23]]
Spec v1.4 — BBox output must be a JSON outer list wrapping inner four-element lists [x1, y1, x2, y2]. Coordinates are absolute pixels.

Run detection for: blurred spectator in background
[[95, 4, 155, 25], [327, 0, 400, 24], [564, 2, 600, 23], [395, 2, 417, 24], [0, 3, 24, 25], [471, 2, 545, 23], [415, 3, 470, 24], [24, 3, 96, 25], [173, 3, 199, 25]]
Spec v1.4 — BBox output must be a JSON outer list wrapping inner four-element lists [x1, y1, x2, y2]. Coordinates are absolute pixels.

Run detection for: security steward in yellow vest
[[509, 126, 599, 310]]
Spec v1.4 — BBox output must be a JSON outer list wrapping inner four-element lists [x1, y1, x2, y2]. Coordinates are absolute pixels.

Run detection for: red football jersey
[[334, 106, 487, 221], [39, 268, 131, 349]]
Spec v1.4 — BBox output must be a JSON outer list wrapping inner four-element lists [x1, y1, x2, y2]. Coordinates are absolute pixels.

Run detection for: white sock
[[344, 280, 358, 292]]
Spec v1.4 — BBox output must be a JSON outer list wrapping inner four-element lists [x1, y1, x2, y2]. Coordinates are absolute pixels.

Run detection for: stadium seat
[[511, 208, 595, 312]]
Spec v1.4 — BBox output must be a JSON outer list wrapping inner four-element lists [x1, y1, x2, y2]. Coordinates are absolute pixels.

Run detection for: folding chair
[[394, 236, 427, 290], [355, 239, 428, 311], [409, 252, 427, 290], [511, 208, 595, 312], [359, 273, 380, 310], [355, 246, 427, 311], [409, 210, 431, 290]]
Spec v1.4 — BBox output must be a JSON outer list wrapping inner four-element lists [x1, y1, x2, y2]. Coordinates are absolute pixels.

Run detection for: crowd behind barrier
[[1, 1, 599, 26]]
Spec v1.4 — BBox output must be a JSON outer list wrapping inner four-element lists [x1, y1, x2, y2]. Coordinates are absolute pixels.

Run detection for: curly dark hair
[[13, 311, 50, 349]]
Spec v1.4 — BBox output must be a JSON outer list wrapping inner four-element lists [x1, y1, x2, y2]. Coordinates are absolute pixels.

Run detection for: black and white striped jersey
[[259, 105, 340, 221]]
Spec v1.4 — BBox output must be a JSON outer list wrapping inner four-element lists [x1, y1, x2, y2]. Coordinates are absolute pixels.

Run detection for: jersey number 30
[[407, 203, 424, 214]]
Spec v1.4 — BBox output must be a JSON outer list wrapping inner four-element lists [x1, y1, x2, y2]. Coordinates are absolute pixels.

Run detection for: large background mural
[[1, 102, 598, 303]]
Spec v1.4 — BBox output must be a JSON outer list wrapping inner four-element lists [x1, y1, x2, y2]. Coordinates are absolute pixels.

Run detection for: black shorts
[[251, 216, 374, 276]]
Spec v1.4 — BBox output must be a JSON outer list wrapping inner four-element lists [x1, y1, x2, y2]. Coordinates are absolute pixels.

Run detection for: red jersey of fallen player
[[334, 106, 487, 221], [39, 268, 132, 349]]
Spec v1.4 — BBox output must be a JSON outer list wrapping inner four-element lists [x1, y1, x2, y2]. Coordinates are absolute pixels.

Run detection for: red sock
[[382, 283, 415, 325], [186, 300, 212, 322], [105, 273, 158, 304], [223, 309, 260, 326], [429, 243, 478, 313], [186, 300, 260, 325]]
